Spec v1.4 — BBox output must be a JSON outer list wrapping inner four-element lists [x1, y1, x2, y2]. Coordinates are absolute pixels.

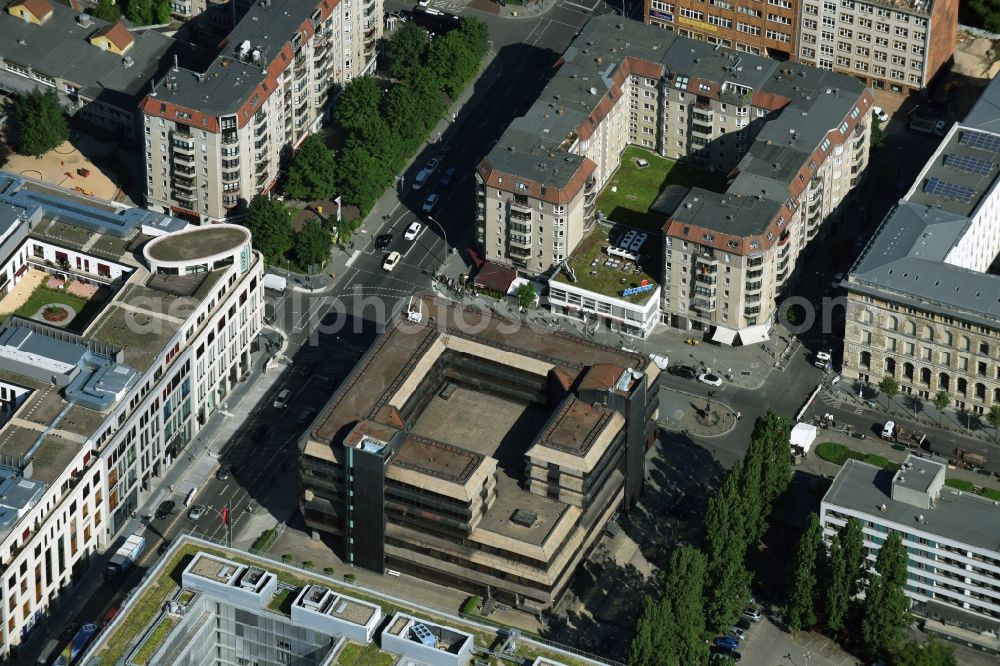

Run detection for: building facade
[[643, 0, 957, 96], [822, 456, 1000, 638], [140, 0, 381, 224], [0, 173, 263, 658], [796, 0, 956, 96], [477, 16, 871, 342], [843, 78, 1000, 413], [643, 0, 799, 60], [299, 297, 660, 611]]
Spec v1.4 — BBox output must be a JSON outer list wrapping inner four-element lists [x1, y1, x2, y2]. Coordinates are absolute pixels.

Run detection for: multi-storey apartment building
[[643, 0, 799, 60], [0, 1, 200, 138], [299, 296, 659, 611], [822, 456, 1000, 639], [0, 172, 263, 659], [141, 0, 381, 224], [477, 16, 871, 342], [842, 79, 1000, 412], [796, 0, 956, 96]]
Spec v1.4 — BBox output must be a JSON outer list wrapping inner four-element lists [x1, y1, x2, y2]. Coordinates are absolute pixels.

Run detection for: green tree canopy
[[427, 31, 480, 97], [152, 0, 171, 24], [383, 84, 424, 146], [456, 17, 490, 59], [826, 536, 850, 633], [862, 532, 910, 656], [294, 218, 332, 269], [333, 76, 382, 135], [703, 460, 752, 630], [384, 21, 429, 80], [891, 639, 958, 666], [284, 134, 337, 201], [243, 195, 293, 262], [334, 140, 388, 216], [12, 88, 69, 157], [515, 283, 537, 308], [967, 0, 1000, 33], [879, 376, 900, 407], [90, 0, 121, 21], [126, 0, 152, 25], [987, 404, 1000, 442], [787, 513, 823, 633], [932, 391, 950, 426]]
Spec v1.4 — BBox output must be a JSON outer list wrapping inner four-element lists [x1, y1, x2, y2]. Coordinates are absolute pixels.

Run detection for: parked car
[[710, 646, 742, 662], [216, 466, 231, 481], [741, 607, 762, 623], [728, 626, 748, 641], [404, 222, 423, 240], [735, 618, 752, 632], [297, 407, 317, 425], [411, 168, 432, 191], [440, 166, 456, 186], [273, 388, 291, 409], [156, 540, 170, 555], [421, 193, 439, 213], [713, 636, 739, 650], [382, 251, 401, 271], [873, 106, 889, 123], [425, 156, 441, 172], [698, 372, 723, 387], [375, 234, 393, 250], [668, 365, 697, 379], [188, 504, 206, 520], [155, 500, 175, 520]]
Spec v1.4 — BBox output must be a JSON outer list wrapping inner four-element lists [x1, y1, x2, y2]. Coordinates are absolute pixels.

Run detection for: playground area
[[3, 135, 121, 201]]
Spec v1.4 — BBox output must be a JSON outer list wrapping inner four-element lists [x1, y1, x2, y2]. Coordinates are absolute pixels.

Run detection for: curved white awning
[[739, 324, 771, 346], [712, 326, 738, 346]]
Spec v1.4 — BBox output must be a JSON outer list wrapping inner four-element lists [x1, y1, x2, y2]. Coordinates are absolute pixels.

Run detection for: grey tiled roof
[[0, 4, 201, 110]]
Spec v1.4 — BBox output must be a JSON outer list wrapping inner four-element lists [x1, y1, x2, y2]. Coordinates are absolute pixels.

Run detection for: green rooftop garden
[[337, 641, 397, 666], [267, 586, 297, 615], [0, 277, 104, 331], [131, 615, 179, 666], [95, 541, 599, 666], [596, 146, 728, 232], [553, 229, 657, 304]]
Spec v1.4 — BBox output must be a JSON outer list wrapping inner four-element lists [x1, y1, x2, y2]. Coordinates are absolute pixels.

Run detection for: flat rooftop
[[823, 459, 1000, 554], [145, 226, 250, 263], [476, 474, 568, 547], [535, 397, 615, 456], [892, 455, 943, 496], [553, 228, 658, 304], [392, 436, 484, 486]]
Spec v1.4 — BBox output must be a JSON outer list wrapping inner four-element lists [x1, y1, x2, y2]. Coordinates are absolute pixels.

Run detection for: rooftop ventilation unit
[[511, 509, 538, 527]]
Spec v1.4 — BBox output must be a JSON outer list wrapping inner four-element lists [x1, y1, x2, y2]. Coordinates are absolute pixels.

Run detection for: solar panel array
[[944, 153, 994, 176], [924, 176, 976, 203], [959, 130, 1000, 153]]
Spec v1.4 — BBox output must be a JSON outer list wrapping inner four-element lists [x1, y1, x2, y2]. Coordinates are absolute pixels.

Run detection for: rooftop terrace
[[145, 226, 250, 263], [552, 228, 658, 304]]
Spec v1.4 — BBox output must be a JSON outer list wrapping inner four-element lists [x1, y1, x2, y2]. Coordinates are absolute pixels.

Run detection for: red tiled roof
[[15, 0, 53, 19], [94, 21, 134, 51], [474, 261, 517, 294]]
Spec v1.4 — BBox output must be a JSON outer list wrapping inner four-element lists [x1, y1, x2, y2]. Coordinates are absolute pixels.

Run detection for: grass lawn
[[815, 442, 899, 471], [337, 642, 397, 666], [131, 615, 179, 665], [267, 586, 296, 615], [553, 229, 657, 304], [1, 280, 101, 330], [945, 477, 1000, 501], [596, 146, 728, 232]]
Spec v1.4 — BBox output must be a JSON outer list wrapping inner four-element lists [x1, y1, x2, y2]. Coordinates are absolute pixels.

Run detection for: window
[[766, 30, 791, 42], [767, 13, 791, 24], [679, 8, 703, 19]]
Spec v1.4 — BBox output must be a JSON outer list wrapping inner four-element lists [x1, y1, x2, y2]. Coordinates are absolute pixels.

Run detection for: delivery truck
[[104, 533, 145, 582]]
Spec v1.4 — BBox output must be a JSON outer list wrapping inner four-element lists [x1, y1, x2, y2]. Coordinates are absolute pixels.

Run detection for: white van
[[814, 351, 831, 369]]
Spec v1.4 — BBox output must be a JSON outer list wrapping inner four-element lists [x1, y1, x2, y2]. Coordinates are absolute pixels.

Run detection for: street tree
[[384, 21, 429, 81], [126, 0, 152, 25], [738, 437, 766, 544], [840, 516, 867, 596], [987, 405, 1000, 443], [332, 76, 382, 136], [663, 546, 710, 666], [284, 134, 337, 201], [456, 17, 490, 59], [967, 0, 1000, 33], [787, 513, 823, 633], [892, 639, 958, 666], [862, 532, 910, 656], [515, 283, 536, 309], [826, 536, 850, 633], [152, 0, 171, 24], [12, 88, 69, 157], [427, 31, 480, 97], [630, 595, 673, 666], [408, 68, 447, 129], [243, 195, 292, 262], [879, 376, 900, 410], [334, 140, 387, 216], [294, 218, 332, 269], [90, 0, 121, 21], [703, 461, 752, 630], [383, 84, 424, 148], [932, 391, 950, 427]]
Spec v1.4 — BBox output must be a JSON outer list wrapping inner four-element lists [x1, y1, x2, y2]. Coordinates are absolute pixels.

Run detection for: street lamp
[[426, 216, 455, 271], [202, 502, 234, 548]]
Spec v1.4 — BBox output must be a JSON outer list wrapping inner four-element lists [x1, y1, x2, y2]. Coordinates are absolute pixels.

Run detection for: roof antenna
[[173, 54, 178, 73]]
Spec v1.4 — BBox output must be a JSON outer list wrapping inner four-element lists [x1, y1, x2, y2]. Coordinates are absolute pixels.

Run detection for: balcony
[[747, 255, 763, 268], [172, 126, 192, 138], [172, 152, 194, 164], [693, 297, 716, 311], [777, 231, 791, 247], [695, 273, 717, 285], [691, 123, 713, 137], [254, 122, 268, 138], [695, 255, 718, 272], [509, 208, 532, 223], [173, 192, 196, 207], [745, 280, 762, 292], [508, 235, 532, 248], [172, 177, 195, 192], [222, 130, 238, 146], [693, 109, 713, 123], [174, 164, 195, 175], [171, 138, 194, 152], [695, 96, 712, 110], [509, 245, 531, 258], [510, 196, 531, 211]]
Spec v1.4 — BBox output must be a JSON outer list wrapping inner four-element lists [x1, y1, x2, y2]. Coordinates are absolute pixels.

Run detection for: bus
[[410, 5, 462, 34], [53, 623, 98, 666]]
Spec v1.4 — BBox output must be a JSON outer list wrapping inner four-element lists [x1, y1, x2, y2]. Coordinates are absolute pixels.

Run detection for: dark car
[[713, 635, 739, 650], [155, 500, 175, 520], [216, 466, 231, 481], [710, 645, 742, 662], [156, 540, 171, 555], [668, 365, 697, 379], [375, 234, 393, 250]]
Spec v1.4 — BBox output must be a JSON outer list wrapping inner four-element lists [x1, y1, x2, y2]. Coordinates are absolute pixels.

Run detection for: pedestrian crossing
[[428, 0, 465, 13]]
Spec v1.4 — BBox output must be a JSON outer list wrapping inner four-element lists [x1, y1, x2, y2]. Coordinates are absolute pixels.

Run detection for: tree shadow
[[901, 393, 924, 416]]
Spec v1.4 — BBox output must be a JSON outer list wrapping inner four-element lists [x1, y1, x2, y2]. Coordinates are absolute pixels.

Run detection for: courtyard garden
[[596, 146, 728, 232], [0, 270, 108, 331]]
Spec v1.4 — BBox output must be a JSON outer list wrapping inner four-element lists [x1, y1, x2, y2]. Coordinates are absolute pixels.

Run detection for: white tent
[[790, 422, 817, 454]]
